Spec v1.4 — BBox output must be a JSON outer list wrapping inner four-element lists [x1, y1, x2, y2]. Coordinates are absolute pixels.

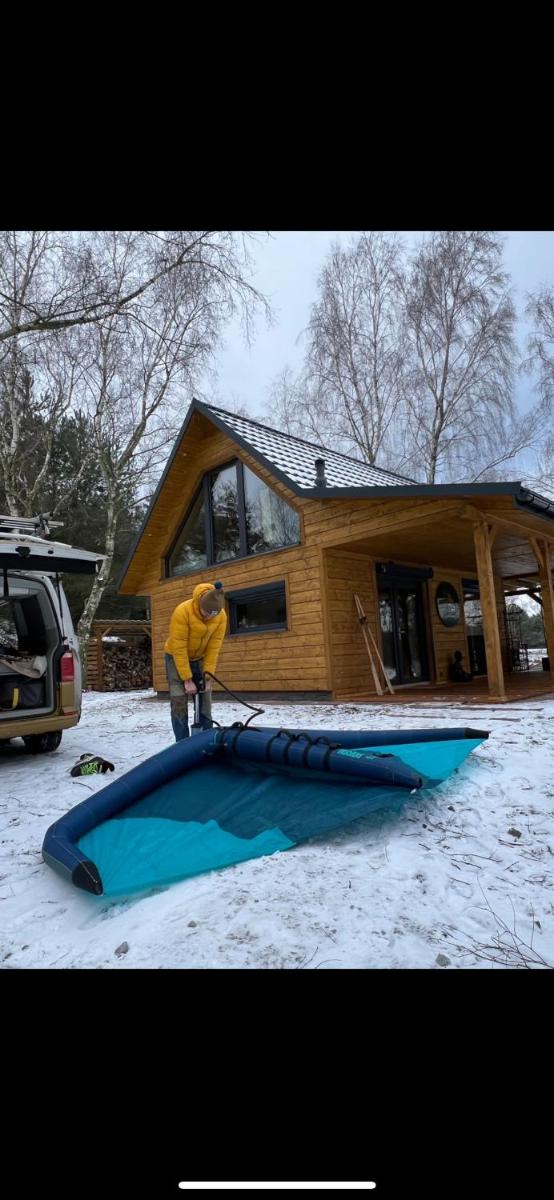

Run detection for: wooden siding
[[150, 544, 329, 694], [322, 548, 379, 696], [428, 572, 470, 684]]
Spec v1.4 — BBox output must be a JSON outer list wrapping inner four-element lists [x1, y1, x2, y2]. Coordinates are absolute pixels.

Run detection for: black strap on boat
[[283, 732, 303, 764], [3, 568, 9, 599], [285, 731, 315, 766], [264, 729, 293, 761], [227, 725, 254, 756], [321, 742, 341, 770]]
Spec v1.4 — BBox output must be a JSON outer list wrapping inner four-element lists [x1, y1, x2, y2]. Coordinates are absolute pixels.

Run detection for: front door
[[378, 580, 429, 685]]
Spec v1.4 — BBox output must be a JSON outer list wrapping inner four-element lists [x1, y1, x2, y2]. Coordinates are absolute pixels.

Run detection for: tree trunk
[[77, 501, 118, 686]]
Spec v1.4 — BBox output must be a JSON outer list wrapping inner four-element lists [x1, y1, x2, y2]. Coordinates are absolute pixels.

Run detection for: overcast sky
[[205, 231, 554, 421]]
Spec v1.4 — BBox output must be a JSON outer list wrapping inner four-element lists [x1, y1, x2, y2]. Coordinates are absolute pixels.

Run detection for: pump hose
[[203, 671, 265, 728]]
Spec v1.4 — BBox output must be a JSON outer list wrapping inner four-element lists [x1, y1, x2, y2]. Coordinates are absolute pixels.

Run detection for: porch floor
[[334, 671, 554, 705]]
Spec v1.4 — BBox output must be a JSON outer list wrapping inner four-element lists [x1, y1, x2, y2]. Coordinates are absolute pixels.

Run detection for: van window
[[0, 599, 19, 652]]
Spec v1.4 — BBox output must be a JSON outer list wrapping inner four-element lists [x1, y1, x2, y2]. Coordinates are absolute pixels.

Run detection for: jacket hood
[[192, 581, 218, 621]]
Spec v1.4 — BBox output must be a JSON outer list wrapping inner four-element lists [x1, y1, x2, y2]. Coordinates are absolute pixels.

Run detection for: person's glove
[[70, 754, 115, 777]]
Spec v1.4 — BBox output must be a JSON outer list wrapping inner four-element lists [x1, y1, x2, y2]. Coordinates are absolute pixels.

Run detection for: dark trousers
[[165, 654, 212, 741]]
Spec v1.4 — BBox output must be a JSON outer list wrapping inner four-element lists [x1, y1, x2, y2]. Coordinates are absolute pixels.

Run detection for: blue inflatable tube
[[42, 724, 489, 896]]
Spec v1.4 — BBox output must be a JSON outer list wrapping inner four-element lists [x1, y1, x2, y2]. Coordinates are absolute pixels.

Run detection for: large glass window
[[167, 460, 300, 576], [168, 490, 208, 574], [211, 464, 241, 562], [244, 465, 300, 553], [228, 582, 287, 634]]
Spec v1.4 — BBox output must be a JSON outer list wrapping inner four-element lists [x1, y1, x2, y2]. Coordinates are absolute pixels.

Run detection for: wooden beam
[[531, 537, 554, 685], [463, 504, 554, 546], [473, 522, 507, 702], [322, 501, 466, 548]]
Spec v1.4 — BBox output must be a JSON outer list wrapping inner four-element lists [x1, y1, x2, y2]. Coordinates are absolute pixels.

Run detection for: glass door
[[378, 581, 429, 685]]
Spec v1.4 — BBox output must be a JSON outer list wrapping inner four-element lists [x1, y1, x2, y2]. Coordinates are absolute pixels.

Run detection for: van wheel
[[23, 731, 63, 754]]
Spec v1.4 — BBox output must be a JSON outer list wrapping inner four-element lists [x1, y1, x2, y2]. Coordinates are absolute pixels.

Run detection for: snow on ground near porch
[[1, 689, 554, 970]]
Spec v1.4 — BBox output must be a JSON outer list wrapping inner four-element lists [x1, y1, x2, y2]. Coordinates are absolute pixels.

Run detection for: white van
[[0, 514, 104, 753]]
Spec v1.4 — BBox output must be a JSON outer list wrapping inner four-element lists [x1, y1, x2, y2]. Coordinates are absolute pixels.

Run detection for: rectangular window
[[228, 581, 287, 635]]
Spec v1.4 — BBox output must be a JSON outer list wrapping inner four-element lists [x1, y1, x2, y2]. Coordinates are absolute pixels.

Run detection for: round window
[[436, 582, 461, 627]]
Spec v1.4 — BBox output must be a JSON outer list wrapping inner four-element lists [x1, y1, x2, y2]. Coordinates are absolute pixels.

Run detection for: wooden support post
[[473, 522, 507, 702], [96, 636, 104, 692], [531, 538, 554, 685]]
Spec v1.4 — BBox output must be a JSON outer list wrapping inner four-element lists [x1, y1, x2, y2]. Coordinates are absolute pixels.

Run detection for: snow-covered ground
[[1, 689, 554, 969]]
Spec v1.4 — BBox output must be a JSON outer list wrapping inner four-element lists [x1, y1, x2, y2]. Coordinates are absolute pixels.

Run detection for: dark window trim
[[376, 561, 434, 582], [208, 458, 244, 562], [165, 480, 208, 568], [166, 458, 301, 577], [227, 580, 288, 636], [161, 542, 299, 582]]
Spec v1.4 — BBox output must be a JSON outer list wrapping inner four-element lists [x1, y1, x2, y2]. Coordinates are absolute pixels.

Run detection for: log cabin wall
[[427, 572, 471, 684], [322, 548, 379, 697]]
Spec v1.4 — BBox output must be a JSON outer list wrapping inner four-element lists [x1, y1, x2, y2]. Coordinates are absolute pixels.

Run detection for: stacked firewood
[[101, 636, 152, 690]]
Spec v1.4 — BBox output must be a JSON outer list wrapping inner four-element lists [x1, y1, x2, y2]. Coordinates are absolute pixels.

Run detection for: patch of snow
[[1, 688, 554, 970]]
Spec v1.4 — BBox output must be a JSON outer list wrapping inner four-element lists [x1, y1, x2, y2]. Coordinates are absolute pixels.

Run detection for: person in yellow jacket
[[164, 581, 227, 740]]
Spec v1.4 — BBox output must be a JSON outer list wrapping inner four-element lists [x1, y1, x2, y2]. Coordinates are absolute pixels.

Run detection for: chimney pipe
[[315, 457, 327, 487]]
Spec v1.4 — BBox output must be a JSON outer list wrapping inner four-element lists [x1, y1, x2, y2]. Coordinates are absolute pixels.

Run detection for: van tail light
[[60, 651, 75, 682]]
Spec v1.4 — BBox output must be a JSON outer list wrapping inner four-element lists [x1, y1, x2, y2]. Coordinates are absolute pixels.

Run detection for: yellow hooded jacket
[[164, 582, 227, 681]]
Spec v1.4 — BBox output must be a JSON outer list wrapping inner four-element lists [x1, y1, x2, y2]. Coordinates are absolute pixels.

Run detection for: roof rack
[[0, 513, 63, 537]]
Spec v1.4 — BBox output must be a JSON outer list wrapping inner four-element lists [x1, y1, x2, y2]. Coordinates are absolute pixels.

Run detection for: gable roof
[[118, 397, 554, 591], [200, 401, 416, 490]]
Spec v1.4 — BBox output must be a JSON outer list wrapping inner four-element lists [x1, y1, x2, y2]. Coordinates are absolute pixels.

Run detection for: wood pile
[[101, 636, 152, 690], [85, 621, 152, 691]]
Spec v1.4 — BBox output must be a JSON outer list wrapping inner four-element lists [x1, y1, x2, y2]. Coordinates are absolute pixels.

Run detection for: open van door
[[0, 513, 104, 575], [0, 530, 103, 575]]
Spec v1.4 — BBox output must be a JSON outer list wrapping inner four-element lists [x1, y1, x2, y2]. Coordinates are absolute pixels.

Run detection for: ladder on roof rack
[[0, 513, 63, 537]]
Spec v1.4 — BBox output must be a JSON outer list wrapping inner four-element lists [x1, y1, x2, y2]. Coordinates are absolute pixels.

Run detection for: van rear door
[[0, 534, 103, 575]]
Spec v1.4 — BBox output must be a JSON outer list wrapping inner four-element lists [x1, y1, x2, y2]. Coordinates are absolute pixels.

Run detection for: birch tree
[[268, 233, 408, 466], [75, 231, 268, 657], [523, 285, 554, 495], [402, 231, 520, 482], [0, 230, 267, 343]]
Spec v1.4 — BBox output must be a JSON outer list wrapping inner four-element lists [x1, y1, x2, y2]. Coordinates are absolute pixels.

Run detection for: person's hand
[[184, 679, 197, 695], [204, 676, 213, 691]]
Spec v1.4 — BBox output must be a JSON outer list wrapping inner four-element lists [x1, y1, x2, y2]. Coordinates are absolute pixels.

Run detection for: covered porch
[[325, 495, 554, 705]]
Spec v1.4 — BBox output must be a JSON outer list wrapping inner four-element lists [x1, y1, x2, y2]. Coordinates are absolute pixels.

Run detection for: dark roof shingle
[[202, 402, 416, 491]]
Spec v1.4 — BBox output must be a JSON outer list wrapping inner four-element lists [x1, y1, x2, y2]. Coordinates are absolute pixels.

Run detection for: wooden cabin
[[118, 400, 554, 705]]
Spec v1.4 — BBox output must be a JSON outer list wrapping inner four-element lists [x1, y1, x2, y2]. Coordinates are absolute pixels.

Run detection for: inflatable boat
[[42, 724, 488, 896]]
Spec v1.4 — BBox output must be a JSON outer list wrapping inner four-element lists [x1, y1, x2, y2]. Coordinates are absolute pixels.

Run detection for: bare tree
[[74, 231, 268, 659], [266, 365, 325, 446], [522, 286, 554, 496], [525, 286, 554, 406], [402, 231, 520, 483], [0, 332, 86, 516], [0, 230, 269, 343], [268, 233, 408, 466]]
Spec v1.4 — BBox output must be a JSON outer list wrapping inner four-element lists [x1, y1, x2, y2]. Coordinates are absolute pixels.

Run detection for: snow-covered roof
[[201, 402, 416, 491]]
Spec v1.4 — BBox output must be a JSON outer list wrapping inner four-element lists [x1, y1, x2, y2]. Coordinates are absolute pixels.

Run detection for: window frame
[[226, 580, 288, 636], [166, 459, 300, 578]]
